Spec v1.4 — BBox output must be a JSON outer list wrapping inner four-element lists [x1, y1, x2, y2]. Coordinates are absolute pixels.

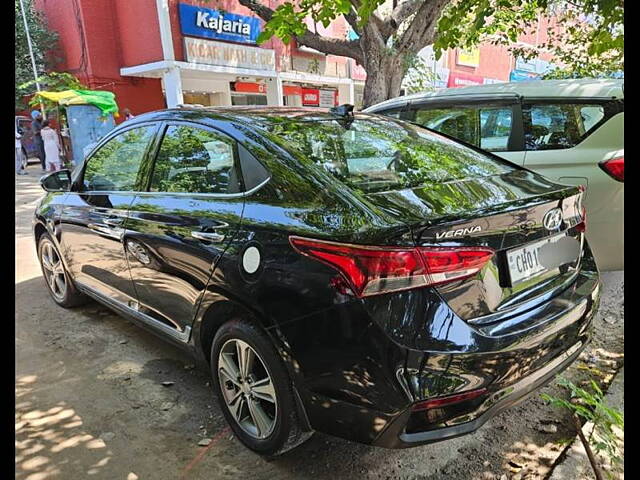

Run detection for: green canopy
[[35, 89, 119, 117]]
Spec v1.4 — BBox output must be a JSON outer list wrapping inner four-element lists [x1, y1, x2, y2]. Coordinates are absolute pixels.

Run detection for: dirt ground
[[15, 172, 624, 480]]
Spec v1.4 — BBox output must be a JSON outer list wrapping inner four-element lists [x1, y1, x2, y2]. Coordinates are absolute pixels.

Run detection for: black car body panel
[[33, 107, 600, 450]]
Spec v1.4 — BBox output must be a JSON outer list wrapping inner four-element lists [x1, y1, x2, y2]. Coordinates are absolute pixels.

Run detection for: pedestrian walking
[[41, 120, 63, 172], [15, 128, 27, 175], [123, 108, 135, 121], [30, 110, 46, 172]]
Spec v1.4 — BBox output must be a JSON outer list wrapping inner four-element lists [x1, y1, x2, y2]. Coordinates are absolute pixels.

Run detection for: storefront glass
[[231, 94, 268, 106]]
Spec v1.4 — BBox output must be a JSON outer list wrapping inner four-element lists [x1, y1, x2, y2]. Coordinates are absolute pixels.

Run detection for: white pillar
[[265, 77, 284, 106], [156, 0, 175, 60], [338, 81, 355, 105], [162, 68, 183, 108]]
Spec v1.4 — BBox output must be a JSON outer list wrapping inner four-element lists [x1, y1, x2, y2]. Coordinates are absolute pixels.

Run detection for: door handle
[[191, 231, 226, 243], [103, 217, 125, 227]]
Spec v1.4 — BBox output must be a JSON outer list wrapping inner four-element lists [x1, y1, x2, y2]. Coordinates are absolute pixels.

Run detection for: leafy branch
[[542, 377, 624, 480]]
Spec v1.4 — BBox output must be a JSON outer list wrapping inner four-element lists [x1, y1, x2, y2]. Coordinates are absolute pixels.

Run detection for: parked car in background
[[15, 115, 39, 163], [34, 106, 599, 456], [365, 79, 624, 271]]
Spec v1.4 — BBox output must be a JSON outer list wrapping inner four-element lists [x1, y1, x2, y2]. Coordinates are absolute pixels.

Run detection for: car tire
[[38, 233, 87, 308], [211, 318, 312, 456]]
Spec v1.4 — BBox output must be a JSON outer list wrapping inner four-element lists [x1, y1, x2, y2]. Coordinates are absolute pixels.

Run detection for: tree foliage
[[19, 72, 88, 111], [402, 55, 439, 95], [542, 377, 624, 478], [434, 0, 623, 78], [15, 0, 61, 109], [239, 0, 623, 106]]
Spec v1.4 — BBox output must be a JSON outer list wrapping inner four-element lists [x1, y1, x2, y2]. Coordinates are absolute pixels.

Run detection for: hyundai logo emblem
[[543, 208, 563, 231]]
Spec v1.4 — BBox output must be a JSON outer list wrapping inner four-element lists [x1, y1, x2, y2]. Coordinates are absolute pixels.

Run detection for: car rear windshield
[[257, 116, 517, 193]]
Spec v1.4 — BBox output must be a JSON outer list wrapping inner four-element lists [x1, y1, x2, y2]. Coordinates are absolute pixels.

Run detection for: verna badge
[[435, 225, 482, 239], [543, 208, 563, 231]]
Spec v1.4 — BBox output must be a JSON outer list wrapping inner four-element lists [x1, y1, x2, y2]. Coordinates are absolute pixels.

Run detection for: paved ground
[[15, 170, 624, 480]]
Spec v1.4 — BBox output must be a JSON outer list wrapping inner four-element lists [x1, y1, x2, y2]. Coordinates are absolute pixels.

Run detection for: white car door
[[522, 101, 624, 271]]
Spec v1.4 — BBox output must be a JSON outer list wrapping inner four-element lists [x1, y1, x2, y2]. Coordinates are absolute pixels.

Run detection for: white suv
[[365, 79, 624, 271]]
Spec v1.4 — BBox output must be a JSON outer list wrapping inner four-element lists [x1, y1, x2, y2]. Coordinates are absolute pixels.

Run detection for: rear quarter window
[[411, 105, 515, 152], [523, 101, 622, 150]]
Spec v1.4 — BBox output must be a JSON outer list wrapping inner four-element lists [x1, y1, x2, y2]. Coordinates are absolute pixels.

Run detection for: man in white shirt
[[15, 128, 27, 175]]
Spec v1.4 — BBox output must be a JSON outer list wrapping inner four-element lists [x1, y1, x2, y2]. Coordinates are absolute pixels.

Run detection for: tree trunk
[[361, 51, 406, 109]]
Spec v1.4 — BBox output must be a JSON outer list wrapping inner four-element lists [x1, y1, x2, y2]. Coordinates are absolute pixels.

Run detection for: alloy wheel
[[218, 339, 277, 439], [40, 240, 67, 302]]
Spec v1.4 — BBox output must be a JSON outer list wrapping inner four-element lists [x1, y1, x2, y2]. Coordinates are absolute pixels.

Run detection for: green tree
[[15, 0, 61, 109], [239, 0, 623, 108], [434, 0, 623, 79], [402, 55, 439, 95]]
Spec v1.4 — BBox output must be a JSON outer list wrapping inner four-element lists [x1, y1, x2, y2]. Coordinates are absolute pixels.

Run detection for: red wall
[[35, 0, 166, 121], [447, 43, 514, 82], [444, 15, 559, 83]]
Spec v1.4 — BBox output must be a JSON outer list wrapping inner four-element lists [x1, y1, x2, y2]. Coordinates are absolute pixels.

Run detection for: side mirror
[[40, 169, 72, 192]]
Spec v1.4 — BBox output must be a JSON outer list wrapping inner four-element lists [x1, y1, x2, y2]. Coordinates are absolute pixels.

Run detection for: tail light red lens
[[411, 388, 488, 412], [576, 205, 587, 233], [289, 236, 494, 298], [599, 156, 624, 182]]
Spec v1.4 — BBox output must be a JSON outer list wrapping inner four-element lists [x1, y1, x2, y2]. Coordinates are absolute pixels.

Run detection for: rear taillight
[[599, 156, 624, 182], [411, 388, 488, 412], [289, 236, 494, 298]]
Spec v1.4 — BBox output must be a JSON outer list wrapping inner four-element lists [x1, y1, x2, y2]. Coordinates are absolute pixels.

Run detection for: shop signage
[[515, 57, 537, 73], [319, 89, 336, 108], [301, 88, 319, 106], [447, 71, 484, 88], [179, 3, 261, 45], [283, 85, 303, 96], [184, 37, 276, 71], [457, 48, 480, 67], [233, 82, 266, 94], [483, 78, 505, 84], [509, 69, 539, 82], [516, 57, 554, 75]]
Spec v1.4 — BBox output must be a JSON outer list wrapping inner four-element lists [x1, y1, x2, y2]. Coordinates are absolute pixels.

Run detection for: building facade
[[35, 0, 558, 118], [36, 0, 366, 120]]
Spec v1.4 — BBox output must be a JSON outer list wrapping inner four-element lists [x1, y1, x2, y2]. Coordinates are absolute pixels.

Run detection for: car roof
[[365, 78, 624, 112]]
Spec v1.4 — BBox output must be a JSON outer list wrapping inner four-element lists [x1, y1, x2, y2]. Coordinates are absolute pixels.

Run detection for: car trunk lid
[[365, 169, 586, 321]]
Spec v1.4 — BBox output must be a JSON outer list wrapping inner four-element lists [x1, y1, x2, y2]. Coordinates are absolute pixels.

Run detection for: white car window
[[414, 106, 513, 152], [523, 103, 606, 151]]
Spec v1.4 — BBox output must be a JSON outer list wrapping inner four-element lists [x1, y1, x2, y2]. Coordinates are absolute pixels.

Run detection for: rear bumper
[[374, 337, 587, 448], [292, 266, 599, 448]]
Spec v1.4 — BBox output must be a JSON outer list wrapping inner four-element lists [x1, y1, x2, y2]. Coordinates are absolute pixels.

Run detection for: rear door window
[[150, 124, 241, 194], [522, 103, 611, 150], [413, 105, 513, 152]]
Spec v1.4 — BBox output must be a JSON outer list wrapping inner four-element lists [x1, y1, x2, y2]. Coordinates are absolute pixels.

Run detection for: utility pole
[[18, 0, 46, 118]]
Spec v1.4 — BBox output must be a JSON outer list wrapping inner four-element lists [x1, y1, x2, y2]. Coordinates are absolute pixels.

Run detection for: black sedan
[[33, 106, 600, 456]]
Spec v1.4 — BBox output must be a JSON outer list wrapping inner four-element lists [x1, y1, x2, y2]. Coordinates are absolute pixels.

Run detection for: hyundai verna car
[[364, 79, 624, 271], [34, 106, 600, 456]]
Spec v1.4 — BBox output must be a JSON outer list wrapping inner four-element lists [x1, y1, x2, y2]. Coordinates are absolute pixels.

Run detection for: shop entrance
[[230, 93, 267, 106], [183, 92, 212, 106]]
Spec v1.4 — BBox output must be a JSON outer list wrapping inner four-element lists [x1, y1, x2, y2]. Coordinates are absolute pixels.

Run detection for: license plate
[[507, 234, 566, 285]]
